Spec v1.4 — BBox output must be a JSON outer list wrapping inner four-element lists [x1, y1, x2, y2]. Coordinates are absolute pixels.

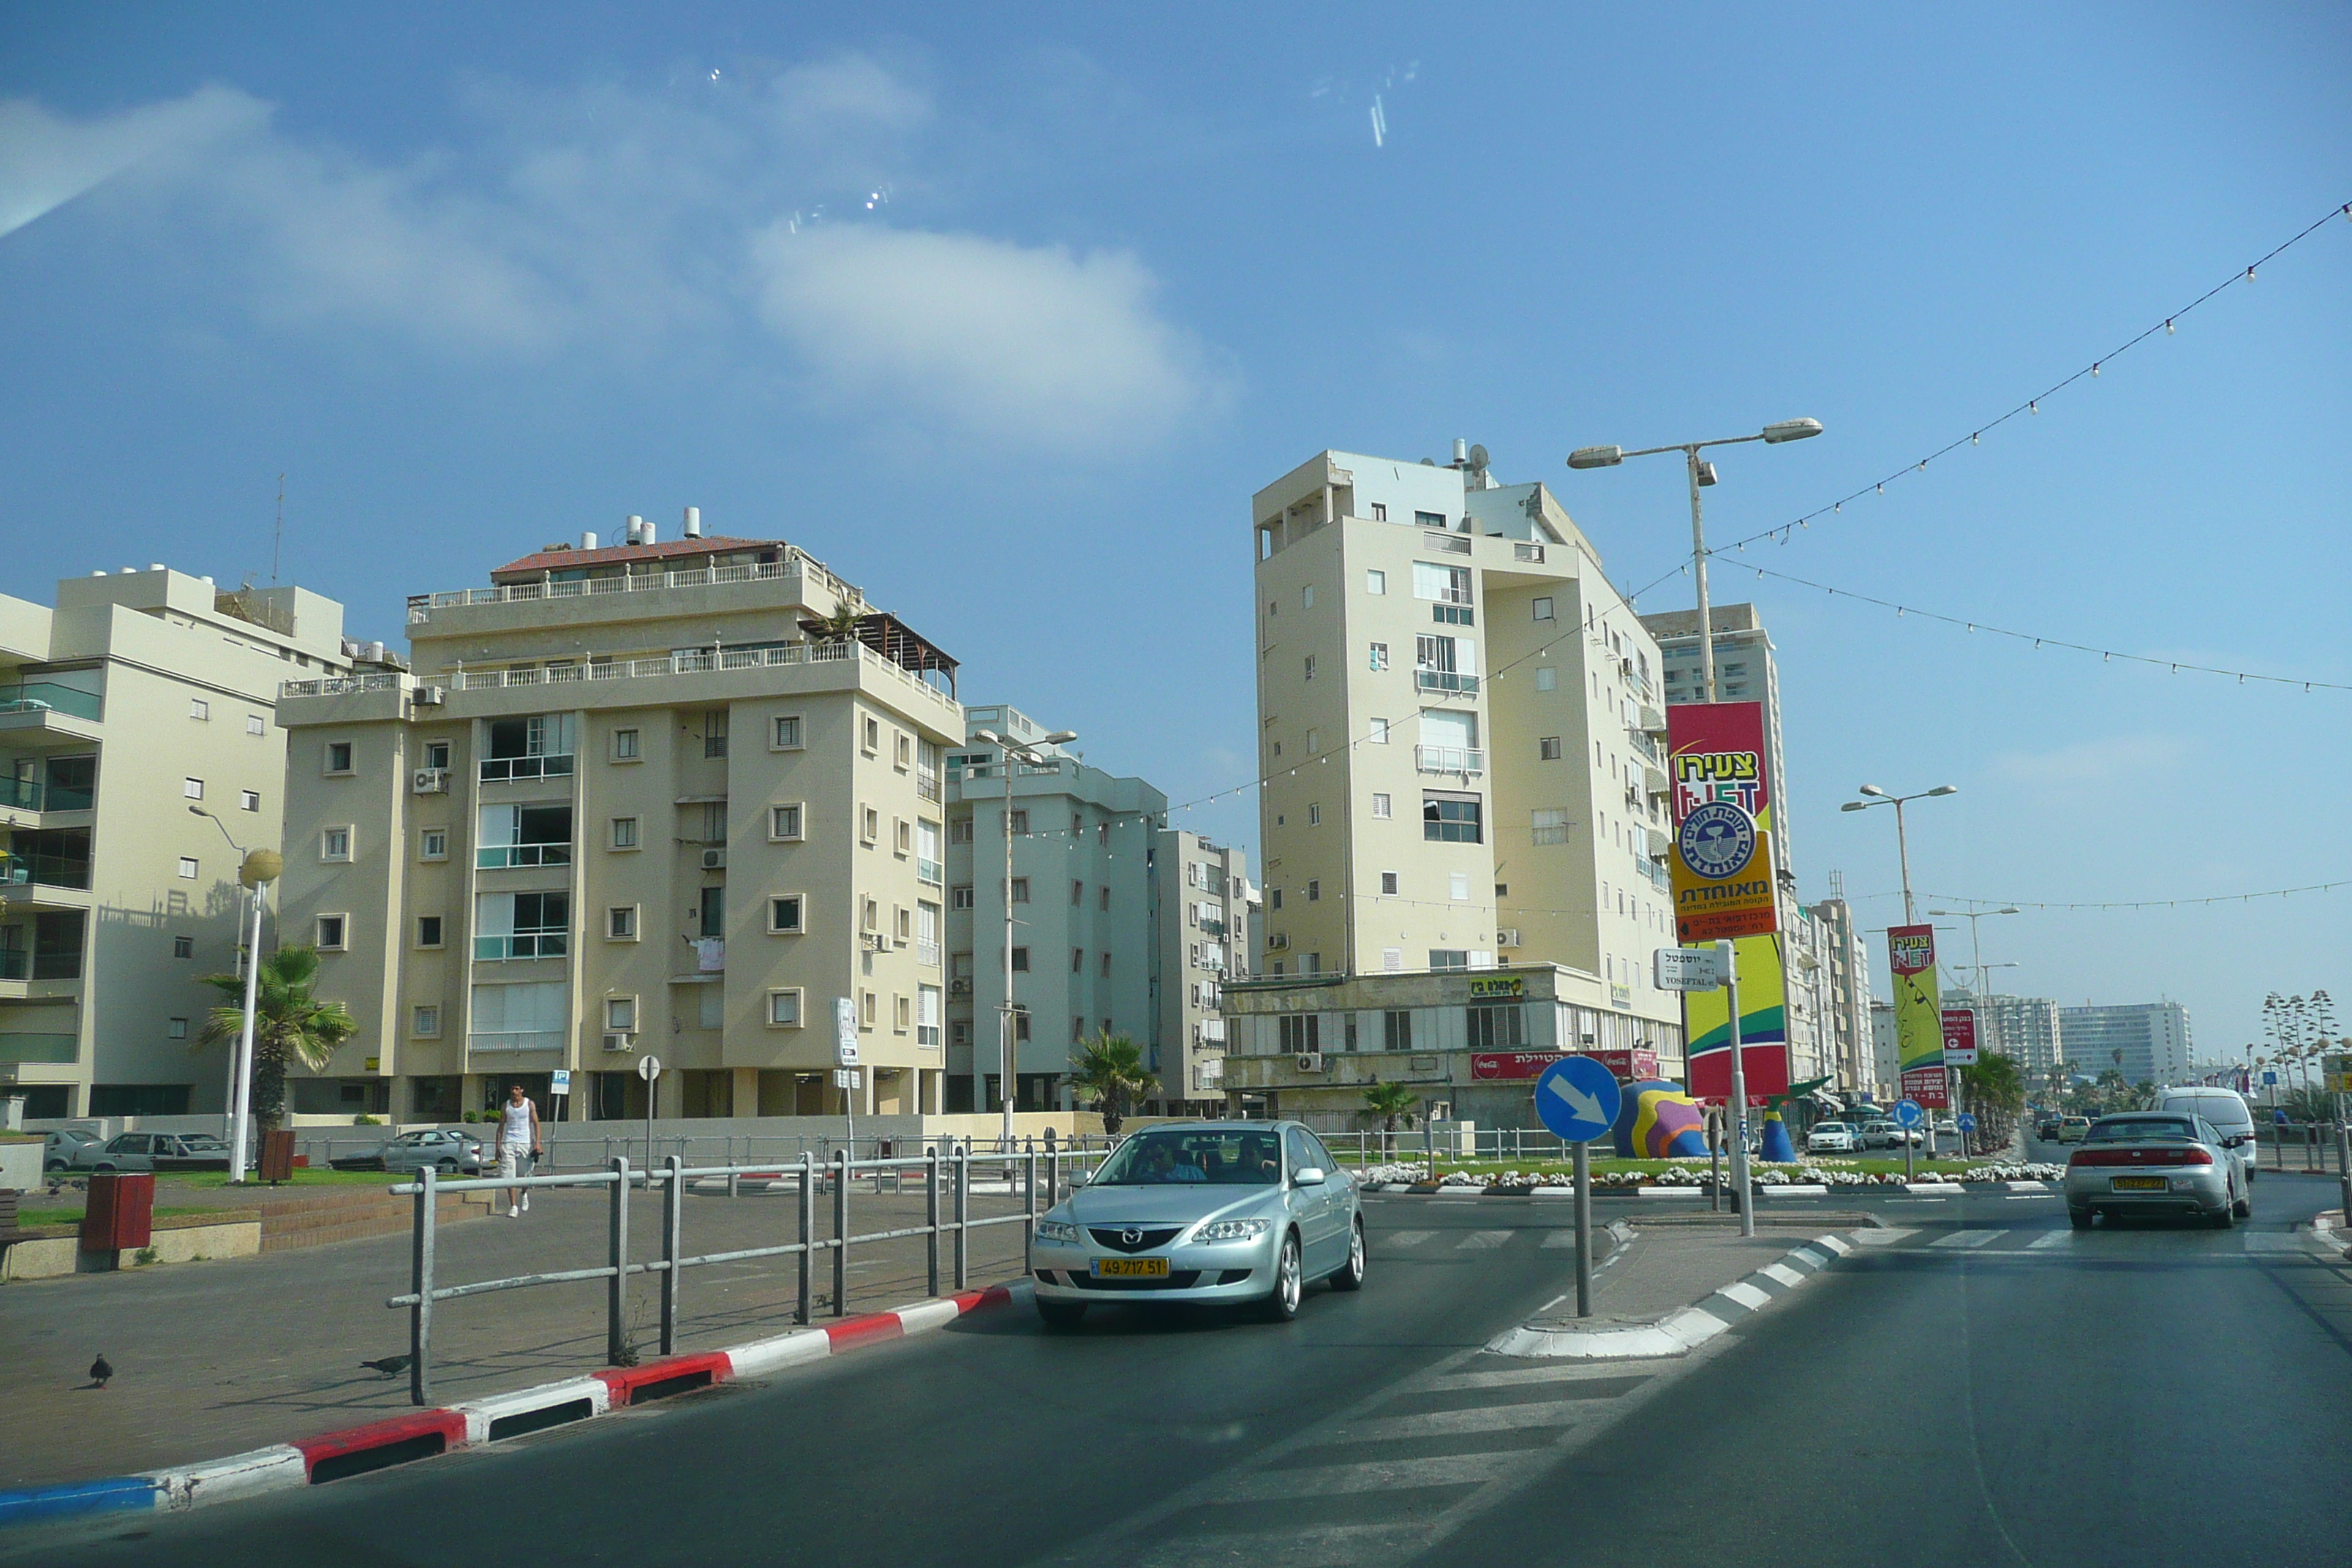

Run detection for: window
[[176, 856, 198, 879], [1380, 871, 1398, 895], [895, 905, 913, 941], [1535, 666, 1558, 692], [770, 715, 802, 750], [698, 886, 723, 938], [703, 709, 728, 758], [1007, 809, 1028, 835], [1366, 568, 1387, 594], [861, 806, 878, 843], [1008, 877, 1030, 903], [173, 935, 193, 959], [769, 804, 803, 840], [1532, 808, 1571, 845], [325, 742, 353, 774], [1072, 946, 1085, 973], [1412, 561, 1472, 604], [1371, 792, 1392, 819], [611, 816, 639, 850], [608, 905, 638, 940], [1307, 802, 1321, 826], [894, 818, 912, 855], [1539, 736, 1563, 761], [606, 996, 638, 1032], [240, 789, 260, 813], [1423, 793, 1483, 843], [1099, 951, 1112, 978], [417, 916, 444, 949], [1071, 1017, 1087, 1044], [1071, 878, 1085, 906], [862, 716, 881, 755], [758, 894, 802, 934], [1384, 1010, 1412, 1051], [316, 914, 347, 950], [424, 740, 451, 769], [1468, 1003, 1526, 1049], [1306, 880, 1321, 902], [1533, 596, 1555, 621], [1301, 584, 1315, 609], [1279, 1014, 1321, 1053], [1011, 946, 1030, 973], [1371, 502, 1388, 521], [1369, 643, 1390, 672], [951, 885, 975, 910], [950, 818, 973, 844], [1429, 949, 1469, 970], [419, 828, 448, 861], [860, 896, 878, 932], [1450, 872, 1470, 901], [412, 1005, 441, 1038], [895, 731, 912, 769], [1099, 885, 1110, 912], [1414, 510, 1446, 529], [611, 727, 640, 761], [320, 826, 352, 861], [1303, 655, 1316, 681], [859, 990, 877, 1027], [1269, 888, 1282, 911], [917, 985, 941, 1047], [189, 698, 208, 721], [182, 780, 205, 805], [1305, 726, 1321, 754], [167, 1016, 189, 1040], [767, 989, 803, 1028]]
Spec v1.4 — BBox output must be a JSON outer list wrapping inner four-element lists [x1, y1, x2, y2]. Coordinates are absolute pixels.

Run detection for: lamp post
[[189, 807, 281, 1183], [972, 727, 1077, 1147], [1568, 418, 1822, 704], [1843, 784, 1958, 1153]]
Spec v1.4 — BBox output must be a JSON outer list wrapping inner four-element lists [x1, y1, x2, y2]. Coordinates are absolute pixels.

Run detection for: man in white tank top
[[496, 1082, 541, 1218]]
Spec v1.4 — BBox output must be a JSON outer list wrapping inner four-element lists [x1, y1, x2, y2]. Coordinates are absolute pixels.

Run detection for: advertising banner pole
[[1720, 938, 1752, 1237]]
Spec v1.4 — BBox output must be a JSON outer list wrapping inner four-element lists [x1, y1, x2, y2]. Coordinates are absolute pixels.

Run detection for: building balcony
[[1414, 745, 1485, 776], [916, 939, 941, 968], [0, 1033, 78, 1065], [467, 1030, 565, 1055], [916, 857, 944, 886], [0, 684, 104, 723], [480, 754, 575, 783], [474, 933, 569, 961], [1414, 669, 1480, 697], [476, 843, 574, 870], [916, 772, 942, 803]]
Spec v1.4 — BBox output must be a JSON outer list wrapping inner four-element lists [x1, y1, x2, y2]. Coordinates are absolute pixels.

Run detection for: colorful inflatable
[[1613, 1078, 1709, 1159], [1759, 1106, 1796, 1163]]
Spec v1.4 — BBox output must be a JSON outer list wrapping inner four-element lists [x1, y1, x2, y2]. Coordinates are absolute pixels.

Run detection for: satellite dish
[[1420, 457, 1437, 466], [1469, 444, 1489, 471]]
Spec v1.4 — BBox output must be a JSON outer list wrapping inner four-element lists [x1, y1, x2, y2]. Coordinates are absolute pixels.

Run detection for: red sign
[[1941, 1009, 1978, 1066], [1471, 1049, 1661, 1082], [1901, 1066, 1951, 1109], [1690, 1044, 1791, 1107]]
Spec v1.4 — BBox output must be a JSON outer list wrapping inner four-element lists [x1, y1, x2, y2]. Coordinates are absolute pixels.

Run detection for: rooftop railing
[[404, 551, 863, 622]]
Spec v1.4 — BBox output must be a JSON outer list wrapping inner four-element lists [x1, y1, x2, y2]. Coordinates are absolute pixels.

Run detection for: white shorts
[[500, 1147, 534, 1180]]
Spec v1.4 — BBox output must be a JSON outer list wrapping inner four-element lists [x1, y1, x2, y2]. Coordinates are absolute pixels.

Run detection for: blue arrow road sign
[[1893, 1098, 1924, 1128], [1534, 1055, 1622, 1144], [1956, 1112, 1976, 1134]]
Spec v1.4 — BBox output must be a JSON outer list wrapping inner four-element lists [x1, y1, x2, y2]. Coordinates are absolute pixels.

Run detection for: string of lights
[[1852, 878, 2351, 911]]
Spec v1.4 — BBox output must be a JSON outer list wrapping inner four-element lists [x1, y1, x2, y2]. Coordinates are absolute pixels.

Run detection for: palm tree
[[1362, 1080, 1418, 1158], [807, 604, 864, 647], [1959, 1052, 2025, 1152], [1066, 1030, 1157, 1137], [197, 945, 358, 1132]]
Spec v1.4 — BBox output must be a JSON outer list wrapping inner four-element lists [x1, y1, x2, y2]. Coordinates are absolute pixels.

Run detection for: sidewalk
[[1, 1178, 1035, 1489]]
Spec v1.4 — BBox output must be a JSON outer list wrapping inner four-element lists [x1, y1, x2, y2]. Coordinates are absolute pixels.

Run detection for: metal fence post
[[409, 1164, 435, 1406], [1025, 1144, 1039, 1278], [660, 1154, 683, 1356], [832, 1147, 849, 1318], [796, 1149, 814, 1326], [926, 1142, 941, 1298], [607, 1155, 632, 1366], [954, 1141, 970, 1290]]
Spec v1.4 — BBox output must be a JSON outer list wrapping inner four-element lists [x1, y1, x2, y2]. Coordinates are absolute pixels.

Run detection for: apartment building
[[1, 568, 353, 1117], [2058, 1000, 2192, 1086], [1155, 829, 1249, 1114], [1870, 1000, 1899, 1097], [1804, 888, 1874, 1093], [273, 511, 965, 1122], [1945, 989, 2064, 1078], [1221, 445, 1683, 1129], [1642, 603, 1789, 876]]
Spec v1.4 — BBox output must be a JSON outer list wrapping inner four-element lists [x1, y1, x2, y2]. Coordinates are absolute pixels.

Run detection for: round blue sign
[[1677, 802, 1757, 880], [1893, 1098, 1924, 1128], [1956, 1112, 1976, 1133], [1534, 1056, 1623, 1144]]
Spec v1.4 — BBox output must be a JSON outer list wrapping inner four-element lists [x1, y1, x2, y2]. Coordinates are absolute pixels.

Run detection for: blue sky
[[4, 3, 2346, 1059]]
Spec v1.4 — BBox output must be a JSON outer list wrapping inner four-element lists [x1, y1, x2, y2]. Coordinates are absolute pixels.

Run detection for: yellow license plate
[[1091, 1257, 1169, 1278], [2110, 1175, 2168, 1191]]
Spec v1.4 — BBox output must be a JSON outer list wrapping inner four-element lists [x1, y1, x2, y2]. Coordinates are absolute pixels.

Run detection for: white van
[[2155, 1087, 2258, 1185]]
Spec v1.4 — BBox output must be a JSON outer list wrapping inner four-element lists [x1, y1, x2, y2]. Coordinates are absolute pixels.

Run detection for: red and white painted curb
[[7, 1284, 1021, 1528]]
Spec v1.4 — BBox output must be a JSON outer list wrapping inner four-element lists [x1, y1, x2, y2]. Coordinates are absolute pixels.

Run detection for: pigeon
[[88, 1355, 113, 1389], [359, 1354, 412, 1379]]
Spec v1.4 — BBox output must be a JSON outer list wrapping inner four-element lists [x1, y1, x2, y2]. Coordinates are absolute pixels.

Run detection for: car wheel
[[1330, 1218, 1367, 1292], [2209, 1203, 2234, 1229], [2068, 1207, 2094, 1230], [2233, 1191, 2252, 1219], [45, 1159, 64, 1172], [1036, 1300, 1086, 1330], [1260, 1232, 1303, 1322]]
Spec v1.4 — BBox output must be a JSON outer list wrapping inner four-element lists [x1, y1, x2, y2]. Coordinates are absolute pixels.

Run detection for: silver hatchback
[[1030, 1121, 1365, 1327], [2062, 1112, 2247, 1229]]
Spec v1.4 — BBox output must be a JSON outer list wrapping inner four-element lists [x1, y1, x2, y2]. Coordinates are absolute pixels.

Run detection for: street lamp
[[1840, 783, 1959, 924], [972, 727, 1077, 1146], [1928, 907, 2021, 1007], [189, 806, 282, 1183], [1567, 418, 1822, 703]]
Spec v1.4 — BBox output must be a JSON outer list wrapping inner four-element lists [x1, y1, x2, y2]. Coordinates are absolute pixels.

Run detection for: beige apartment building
[[273, 512, 965, 1123], [2, 568, 353, 1118], [1221, 445, 1684, 1130]]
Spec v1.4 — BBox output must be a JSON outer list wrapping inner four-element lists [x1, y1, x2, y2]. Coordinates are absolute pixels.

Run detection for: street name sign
[[836, 996, 860, 1066], [1534, 1055, 1623, 1144], [1653, 945, 1732, 992]]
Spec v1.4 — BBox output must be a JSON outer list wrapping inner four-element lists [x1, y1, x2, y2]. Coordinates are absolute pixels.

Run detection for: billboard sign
[[1891, 923, 1948, 1108], [1670, 701, 1787, 1103], [1667, 704, 1779, 943], [1475, 1049, 1660, 1082], [1942, 1009, 1979, 1067]]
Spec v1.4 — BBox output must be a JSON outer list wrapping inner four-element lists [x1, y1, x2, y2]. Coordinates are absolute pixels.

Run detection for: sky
[[3, 2, 2346, 1062]]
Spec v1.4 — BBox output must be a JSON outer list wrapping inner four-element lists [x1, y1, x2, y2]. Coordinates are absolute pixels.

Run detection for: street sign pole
[[1573, 1139, 1593, 1315], [1719, 938, 1753, 1237], [1533, 1057, 1621, 1319]]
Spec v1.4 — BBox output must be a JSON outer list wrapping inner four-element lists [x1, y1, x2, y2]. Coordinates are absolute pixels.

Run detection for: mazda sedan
[[2063, 1112, 2247, 1229], [1030, 1121, 1365, 1327], [1806, 1121, 1859, 1153]]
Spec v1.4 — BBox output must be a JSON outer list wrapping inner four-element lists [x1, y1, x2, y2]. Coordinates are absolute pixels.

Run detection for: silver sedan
[[1030, 1121, 1365, 1327], [2063, 1112, 2247, 1229]]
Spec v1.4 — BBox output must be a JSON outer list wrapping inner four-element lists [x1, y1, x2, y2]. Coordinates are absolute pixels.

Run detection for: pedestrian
[[496, 1082, 541, 1218]]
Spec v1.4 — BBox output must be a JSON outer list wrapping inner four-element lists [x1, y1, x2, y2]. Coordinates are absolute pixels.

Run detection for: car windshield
[[1091, 1129, 1281, 1186], [2085, 1119, 2198, 1143]]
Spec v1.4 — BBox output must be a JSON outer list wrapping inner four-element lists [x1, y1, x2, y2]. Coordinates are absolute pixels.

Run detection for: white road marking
[[1847, 1227, 1915, 1245], [1814, 1234, 1854, 1255], [1541, 1230, 1578, 1248], [1789, 1246, 1828, 1267], [1929, 1229, 2005, 1249], [1719, 1280, 1771, 1310], [1457, 1229, 1514, 1250], [1759, 1263, 1806, 1288], [2027, 1230, 2076, 1250], [1383, 1230, 1436, 1248]]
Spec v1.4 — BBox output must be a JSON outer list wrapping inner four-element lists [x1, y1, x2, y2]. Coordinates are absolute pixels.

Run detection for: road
[[13, 1149, 2351, 1568]]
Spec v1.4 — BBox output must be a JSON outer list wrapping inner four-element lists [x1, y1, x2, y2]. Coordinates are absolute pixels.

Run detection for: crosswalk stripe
[[1215, 1451, 1515, 1500], [1383, 1230, 1436, 1248], [1929, 1229, 2005, 1249], [1339, 1401, 1599, 1440], [1457, 1229, 1514, 1250], [1541, 1229, 1578, 1248], [2027, 1229, 2074, 1249]]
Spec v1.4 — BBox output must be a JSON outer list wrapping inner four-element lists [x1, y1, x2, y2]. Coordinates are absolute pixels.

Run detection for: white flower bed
[[1352, 1158, 2065, 1188]]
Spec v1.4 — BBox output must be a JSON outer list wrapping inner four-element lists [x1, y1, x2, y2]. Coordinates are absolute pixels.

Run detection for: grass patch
[[169, 1167, 410, 1189], [14, 1205, 215, 1231]]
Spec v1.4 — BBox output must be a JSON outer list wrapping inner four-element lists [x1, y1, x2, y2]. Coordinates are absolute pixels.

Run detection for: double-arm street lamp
[[1842, 785, 1959, 1152], [972, 726, 1077, 1146], [189, 805, 281, 1184], [1928, 907, 2021, 1006], [1567, 418, 1823, 704]]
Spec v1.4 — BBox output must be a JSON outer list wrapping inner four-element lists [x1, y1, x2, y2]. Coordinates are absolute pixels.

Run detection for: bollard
[[1025, 1145, 1039, 1277], [410, 1164, 436, 1406], [926, 1142, 942, 1297], [660, 1155, 683, 1356], [832, 1147, 850, 1318], [796, 1150, 815, 1326], [607, 1156, 632, 1367], [954, 1143, 970, 1290]]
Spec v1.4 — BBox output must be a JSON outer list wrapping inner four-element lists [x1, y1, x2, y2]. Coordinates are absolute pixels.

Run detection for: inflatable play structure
[[1613, 1078, 1709, 1158]]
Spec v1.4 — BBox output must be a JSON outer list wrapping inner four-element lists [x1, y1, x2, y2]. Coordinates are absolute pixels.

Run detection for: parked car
[[1806, 1121, 1860, 1153], [2062, 1112, 2246, 1229], [2036, 1116, 2063, 1141], [2056, 1115, 2092, 1143], [330, 1128, 486, 1175], [70, 1132, 230, 1172], [2152, 1087, 2257, 1186], [1861, 1120, 1921, 1150], [42, 1128, 101, 1171], [1029, 1121, 1363, 1327]]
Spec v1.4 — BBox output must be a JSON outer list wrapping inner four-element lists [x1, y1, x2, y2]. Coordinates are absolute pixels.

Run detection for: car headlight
[[1191, 1217, 1272, 1243], [1033, 1219, 1080, 1244]]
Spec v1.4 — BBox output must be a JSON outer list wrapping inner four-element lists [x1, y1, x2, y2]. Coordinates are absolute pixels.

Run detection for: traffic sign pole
[[1573, 1141, 1593, 1316], [1719, 939, 1753, 1238], [1531, 1056, 1621, 1318]]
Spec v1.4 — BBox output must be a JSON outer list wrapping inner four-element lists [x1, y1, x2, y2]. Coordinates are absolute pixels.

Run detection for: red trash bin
[[82, 1172, 155, 1253]]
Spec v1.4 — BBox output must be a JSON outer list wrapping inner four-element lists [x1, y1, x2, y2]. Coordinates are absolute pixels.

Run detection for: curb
[[0, 1282, 1022, 1529], [1485, 1232, 1855, 1360], [1363, 1180, 2056, 1199]]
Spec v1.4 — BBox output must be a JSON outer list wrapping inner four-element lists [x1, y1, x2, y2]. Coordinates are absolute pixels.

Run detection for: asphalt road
[[14, 1153, 2351, 1568]]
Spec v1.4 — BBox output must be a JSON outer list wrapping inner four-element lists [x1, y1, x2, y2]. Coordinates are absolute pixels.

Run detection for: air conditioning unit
[[602, 1033, 633, 1053], [1266, 932, 1289, 951], [701, 848, 727, 870], [411, 768, 448, 794], [1294, 1052, 1324, 1073], [1496, 929, 1521, 949], [865, 932, 891, 952], [414, 686, 447, 706]]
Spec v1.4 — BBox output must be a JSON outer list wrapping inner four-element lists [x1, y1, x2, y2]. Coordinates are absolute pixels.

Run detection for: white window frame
[[412, 1004, 442, 1039], [766, 988, 805, 1028], [320, 826, 353, 862], [323, 741, 353, 775], [1371, 793, 1392, 819], [611, 727, 641, 761], [771, 715, 803, 751], [415, 914, 445, 949], [184, 777, 204, 800], [769, 803, 804, 841], [419, 827, 448, 862], [607, 904, 641, 941], [315, 913, 348, 950], [605, 995, 640, 1033], [611, 815, 640, 851], [240, 788, 260, 813], [1365, 569, 1387, 595], [768, 894, 806, 934]]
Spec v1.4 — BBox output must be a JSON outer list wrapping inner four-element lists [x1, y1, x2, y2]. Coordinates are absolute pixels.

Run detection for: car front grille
[[1068, 1271, 1204, 1291], [1089, 1226, 1183, 1254]]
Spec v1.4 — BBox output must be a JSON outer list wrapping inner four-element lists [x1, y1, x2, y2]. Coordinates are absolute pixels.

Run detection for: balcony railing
[[422, 639, 957, 712], [1424, 532, 1471, 555], [476, 843, 574, 870], [916, 939, 941, 968], [406, 549, 863, 622], [480, 754, 576, 783], [1, 777, 39, 811], [1514, 542, 1547, 563], [6, 853, 90, 890], [468, 1030, 566, 1054], [0, 684, 104, 723], [474, 933, 568, 961], [1414, 745, 1485, 775], [279, 674, 407, 698], [916, 772, 941, 803], [1414, 669, 1480, 696], [0, 1033, 78, 1063], [916, 856, 944, 886]]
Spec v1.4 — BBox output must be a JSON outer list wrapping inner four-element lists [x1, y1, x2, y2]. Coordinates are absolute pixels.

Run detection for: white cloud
[[750, 223, 1222, 445], [0, 84, 263, 238]]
